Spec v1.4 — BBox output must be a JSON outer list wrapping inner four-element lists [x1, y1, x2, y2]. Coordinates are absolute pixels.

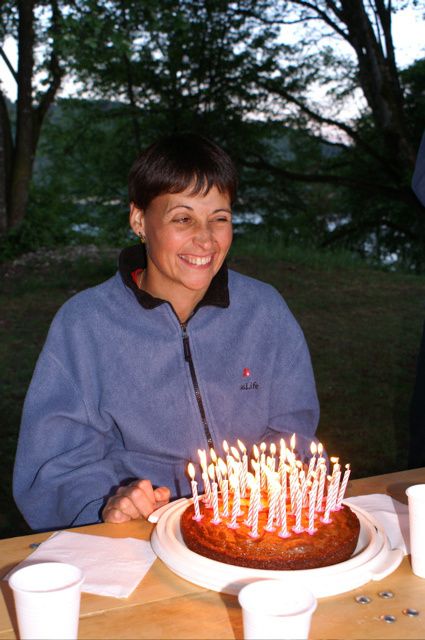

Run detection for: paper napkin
[[6, 531, 157, 598], [345, 493, 409, 554]]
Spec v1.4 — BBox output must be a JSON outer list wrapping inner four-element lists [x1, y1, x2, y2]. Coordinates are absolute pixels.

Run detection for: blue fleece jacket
[[13, 259, 319, 530]]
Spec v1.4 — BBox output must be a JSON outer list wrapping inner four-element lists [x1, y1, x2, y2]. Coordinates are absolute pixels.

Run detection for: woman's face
[[130, 185, 233, 302]]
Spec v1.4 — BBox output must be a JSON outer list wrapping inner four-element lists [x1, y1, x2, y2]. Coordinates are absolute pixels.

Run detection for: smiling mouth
[[179, 255, 213, 266]]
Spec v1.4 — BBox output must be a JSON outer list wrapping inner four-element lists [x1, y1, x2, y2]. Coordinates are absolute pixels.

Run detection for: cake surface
[[180, 499, 360, 570]]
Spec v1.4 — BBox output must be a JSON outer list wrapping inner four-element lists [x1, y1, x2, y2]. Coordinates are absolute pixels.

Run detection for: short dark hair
[[128, 133, 238, 209]]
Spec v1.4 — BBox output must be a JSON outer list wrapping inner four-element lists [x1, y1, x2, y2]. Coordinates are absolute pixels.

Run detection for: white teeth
[[181, 255, 212, 266]]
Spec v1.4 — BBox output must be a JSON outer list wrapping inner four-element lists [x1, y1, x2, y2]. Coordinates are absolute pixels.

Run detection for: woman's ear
[[129, 203, 145, 238]]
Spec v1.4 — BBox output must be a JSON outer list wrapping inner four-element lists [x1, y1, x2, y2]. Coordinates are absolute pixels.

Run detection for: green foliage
[[2, 0, 425, 270]]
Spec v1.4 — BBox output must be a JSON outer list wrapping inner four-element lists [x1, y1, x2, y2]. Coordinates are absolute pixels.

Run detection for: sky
[[1, 5, 424, 103]]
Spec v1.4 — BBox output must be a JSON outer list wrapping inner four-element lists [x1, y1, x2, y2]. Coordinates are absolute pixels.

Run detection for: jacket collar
[[118, 244, 230, 313]]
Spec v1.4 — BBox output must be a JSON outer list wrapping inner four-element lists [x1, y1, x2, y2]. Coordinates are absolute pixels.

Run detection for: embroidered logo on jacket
[[240, 367, 259, 390]]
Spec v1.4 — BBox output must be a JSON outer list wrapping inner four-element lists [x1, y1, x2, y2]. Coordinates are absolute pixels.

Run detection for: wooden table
[[1, 468, 425, 639]]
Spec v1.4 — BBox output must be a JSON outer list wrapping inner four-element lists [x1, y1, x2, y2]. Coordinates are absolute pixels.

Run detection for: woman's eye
[[174, 216, 191, 224]]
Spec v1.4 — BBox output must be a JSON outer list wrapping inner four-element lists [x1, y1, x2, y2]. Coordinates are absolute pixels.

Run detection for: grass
[[1, 242, 424, 539]]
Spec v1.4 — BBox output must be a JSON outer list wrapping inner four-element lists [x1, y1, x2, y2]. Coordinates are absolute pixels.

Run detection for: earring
[[138, 232, 145, 244]]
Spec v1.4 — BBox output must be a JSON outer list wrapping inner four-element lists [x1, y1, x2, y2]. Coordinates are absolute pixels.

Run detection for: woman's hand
[[102, 479, 170, 523]]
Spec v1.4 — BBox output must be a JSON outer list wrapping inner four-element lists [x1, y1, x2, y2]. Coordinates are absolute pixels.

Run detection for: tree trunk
[[338, 0, 416, 172], [8, 0, 36, 230], [0, 91, 13, 234]]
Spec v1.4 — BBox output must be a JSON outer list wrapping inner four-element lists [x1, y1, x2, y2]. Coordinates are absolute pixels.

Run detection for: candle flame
[[210, 448, 217, 463], [187, 462, 195, 480], [218, 458, 227, 476], [253, 444, 259, 460], [290, 433, 296, 450], [280, 437, 286, 453], [310, 441, 317, 455], [260, 442, 267, 453], [346, 463, 350, 470], [270, 442, 276, 456], [222, 440, 229, 454], [198, 449, 207, 471], [208, 464, 215, 481], [318, 442, 323, 456], [330, 456, 339, 463], [230, 446, 241, 461], [237, 439, 246, 454]]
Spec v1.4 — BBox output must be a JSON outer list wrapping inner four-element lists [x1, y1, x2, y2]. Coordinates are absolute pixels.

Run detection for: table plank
[[78, 592, 242, 640]]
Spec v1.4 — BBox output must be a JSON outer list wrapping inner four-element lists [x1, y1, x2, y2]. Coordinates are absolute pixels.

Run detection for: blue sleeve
[[413, 132, 425, 207], [13, 348, 124, 530]]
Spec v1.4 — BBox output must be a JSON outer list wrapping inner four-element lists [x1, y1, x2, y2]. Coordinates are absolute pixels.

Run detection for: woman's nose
[[194, 223, 214, 246]]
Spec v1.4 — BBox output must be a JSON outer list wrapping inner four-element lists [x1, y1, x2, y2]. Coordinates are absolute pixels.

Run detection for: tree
[[233, 0, 425, 267], [0, 0, 64, 233]]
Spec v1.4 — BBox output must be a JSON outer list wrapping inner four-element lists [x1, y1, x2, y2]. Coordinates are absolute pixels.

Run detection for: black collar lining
[[118, 244, 229, 314]]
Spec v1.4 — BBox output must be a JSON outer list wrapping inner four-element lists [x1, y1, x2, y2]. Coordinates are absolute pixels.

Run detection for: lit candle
[[330, 464, 341, 510], [292, 485, 303, 533], [278, 484, 290, 538], [198, 449, 210, 505], [316, 462, 327, 512], [289, 467, 298, 513], [187, 462, 203, 521], [264, 480, 278, 532], [210, 448, 222, 490], [260, 442, 267, 489], [228, 477, 240, 529], [278, 437, 287, 475], [322, 475, 337, 523], [269, 442, 276, 472], [208, 465, 221, 524], [238, 439, 249, 498], [330, 456, 339, 477], [222, 439, 232, 472], [217, 458, 229, 517], [307, 441, 317, 480], [198, 448, 207, 470], [297, 461, 307, 506], [307, 475, 318, 534], [290, 432, 296, 455], [231, 462, 244, 515], [230, 446, 241, 493], [244, 473, 255, 526], [251, 457, 261, 489], [316, 442, 325, 468], [286, 448, 296, 472], [336, 463, 351, 509], [249, 486, 261, 538]]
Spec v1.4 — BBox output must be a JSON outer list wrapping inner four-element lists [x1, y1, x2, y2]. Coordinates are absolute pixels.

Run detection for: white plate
[[150, 500, 403, 597]]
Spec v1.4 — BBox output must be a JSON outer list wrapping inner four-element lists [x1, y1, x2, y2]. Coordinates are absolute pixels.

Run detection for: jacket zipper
[[181, 323, 215, 450]]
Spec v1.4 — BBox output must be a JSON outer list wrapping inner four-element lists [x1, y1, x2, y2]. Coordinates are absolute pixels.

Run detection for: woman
[[13, 133, 319, 530]]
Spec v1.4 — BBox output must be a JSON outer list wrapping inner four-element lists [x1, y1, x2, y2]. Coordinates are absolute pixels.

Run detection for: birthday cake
[[180, 498, 360, 570], [181, 438, 360, 570]]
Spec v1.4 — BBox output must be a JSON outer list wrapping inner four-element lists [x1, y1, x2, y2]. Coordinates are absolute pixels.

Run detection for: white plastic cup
[[9, 562, 84, 640], [406, 484, 425, 578], [238, 579, 317, 640]]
